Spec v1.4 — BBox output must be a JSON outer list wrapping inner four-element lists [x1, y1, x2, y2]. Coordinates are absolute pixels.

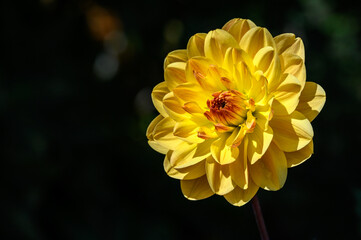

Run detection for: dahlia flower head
[[147, 18, 326, 206]]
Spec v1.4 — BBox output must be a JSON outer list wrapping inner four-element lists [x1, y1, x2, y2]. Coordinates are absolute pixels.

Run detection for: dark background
[[1, 0, 361, 239]]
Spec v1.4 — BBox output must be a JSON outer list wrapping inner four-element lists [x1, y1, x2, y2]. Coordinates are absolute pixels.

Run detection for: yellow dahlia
[[146, 18, 326, 206]]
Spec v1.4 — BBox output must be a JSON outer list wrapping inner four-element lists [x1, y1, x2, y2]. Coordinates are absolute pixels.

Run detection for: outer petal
[[204, 29, 239, 65], [173, 120, 203, 144], [272, 73, 302, 115], [205, 156, 236, 195], [247, 116, 273, 164], [164, 62, 187, 91], [164, 156, 206, 180], [274, 33, 305, 61], [230, 138, 249, 189], [162, 92, 188, 121], [151, 82, 169, 117], [280, 53, 306, 89], [222, 18, 257, 43], [224, 180, 259, 206], [174, 139, 214, 169], [285, 140, 313, 168], [164, 49, 188, 69], [187, 33, 207, 58], [239, 27, 276, 58], [211, 133, 239, 165], [249, 142, 287, 191], [147, 115, 169, 154], [270, 111, 314, 152], [181, 175, 214, 200], [296, 82, 326, 122]]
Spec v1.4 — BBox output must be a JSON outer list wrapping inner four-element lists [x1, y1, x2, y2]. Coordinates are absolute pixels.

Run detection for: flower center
[[204, 90, 248, 127]]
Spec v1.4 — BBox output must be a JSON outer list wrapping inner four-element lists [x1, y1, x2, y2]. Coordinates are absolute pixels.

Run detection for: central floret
[[204, 90, 249, 127]]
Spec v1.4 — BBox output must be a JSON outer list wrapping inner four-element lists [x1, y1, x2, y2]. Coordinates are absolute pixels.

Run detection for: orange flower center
[[204, 90, 248, 127]]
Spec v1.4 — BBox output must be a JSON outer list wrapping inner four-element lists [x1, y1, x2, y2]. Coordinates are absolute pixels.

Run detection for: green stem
[[251, 195, 270, 240]]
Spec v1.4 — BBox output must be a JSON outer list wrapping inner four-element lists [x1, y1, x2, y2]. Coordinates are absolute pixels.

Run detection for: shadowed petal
[[181, 175, 214, 200], [296, 82, 326, 122]]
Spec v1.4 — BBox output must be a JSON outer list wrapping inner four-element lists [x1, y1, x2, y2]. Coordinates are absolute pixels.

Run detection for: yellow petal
[[181, 175, 214, 200], [187, 33, 207, 58], [164, 62, 187, 91], [205, 156, 236, 195], [204, 29, 239, 65], [253, 46, 281, 92], [173, 83, 209, 106], [151, 82, 169, 117], [285, 140, 313, 168], [270, 111, 313, 152], [280, 53, 306, 89], [164, 155, 206, 180], [230, 138, 249, 189], [249, 142, 287, 191], [162, 92, 188, 121], [173, 120, 203, 144], [185, 57, 223, 92], [239, 27, 276, 58], [224, 180, 259, 206], [151, 117, 183, 151], [247, 116, 273, 164], [164, 49, 188, 69], [272, 73, 302, 115], [274, 33, 305, 62], [174, 139, 214, 169], [222, 18, 257, 43], [211, 133, 239, 165], [147, 115, 169, 154], [296, 82, 326, 122]]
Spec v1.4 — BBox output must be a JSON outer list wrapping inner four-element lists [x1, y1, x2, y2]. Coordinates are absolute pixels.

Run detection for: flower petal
[[173, 83, 209, 106], [211, 133, 239, 165], [164, 155, 206, 180], [296, 82, 326, 122], [249, 142, 287, 191], [151, 117, 184, 151], [285, 140, 313, 168], [222, 18, 256, 43], [272, 73, 302, 115], [173, 120, 203, 144], [205, 156, 236, 195], [204, 29, 239, 65], [181, 175, 214, 200], [270, 111, 313, 152], [224, 180, 259, 206], [164, 62, 187, 91], [151, 82, 169, 117], [187, 33, 207, 58], [164, 49, 188, 69], [230, 138, 249, 189], [280, 53, 306, 89], [274, 33, 305, 62], [247, 116, 273, 164], [239, 27, 276, 58], [174, 139, 214, 169], [162, 92, 188, 121]]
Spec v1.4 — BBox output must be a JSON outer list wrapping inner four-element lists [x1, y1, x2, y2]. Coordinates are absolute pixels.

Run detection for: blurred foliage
[[1, 0, 361, 239]]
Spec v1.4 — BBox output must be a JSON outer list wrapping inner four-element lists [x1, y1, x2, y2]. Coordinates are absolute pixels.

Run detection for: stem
[[251, 195, 270, 240]]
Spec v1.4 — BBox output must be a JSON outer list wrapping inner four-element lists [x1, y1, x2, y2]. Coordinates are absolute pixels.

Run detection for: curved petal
[[272, 73, 302, 115], [249, 142, 287, 191], [296, 82, 326, 122], [174, 139, 214, 169], [224, 180, 259, 206], [211, 133, 239, 165], [285, 140, 313, 168], [222, 18, 257, 44], [151, 117, 184, 151], [204, 29, 239, 65], [164, 49, 188, 69], [163, 92, 189, 121], [187, 33, 207, 58], [181, 175, 214, 200], [164, 155, 206, 180], [151, 82, 169, 117], [164, 62, 187, 91], [274, 33, 305, 62], [173, 83, 209, 107], [147, 115, 169, 154], [280, 53, 306, 89], [247, 116, 273, 164], [239, 27, 276, 58], [173, 120, 203, 144], [270, 111, 313, 152], [230, 138, 249, 189], [205, 156, 236, 195]]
